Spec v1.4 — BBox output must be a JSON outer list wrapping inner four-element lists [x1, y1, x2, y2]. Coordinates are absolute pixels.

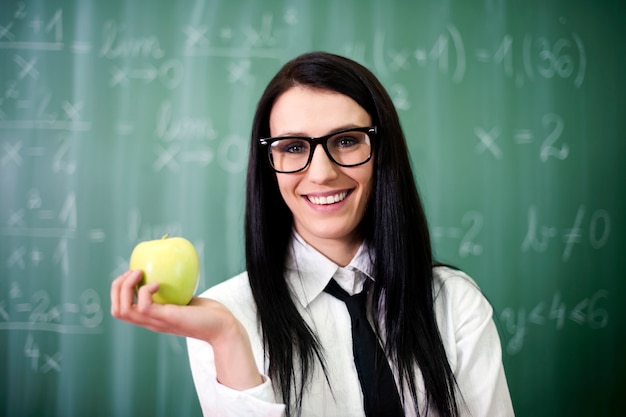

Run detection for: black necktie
[[324, 278, 404, 417]]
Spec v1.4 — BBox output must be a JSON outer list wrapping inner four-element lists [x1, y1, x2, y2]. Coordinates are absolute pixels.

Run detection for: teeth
[[308, 191, 348, 205]]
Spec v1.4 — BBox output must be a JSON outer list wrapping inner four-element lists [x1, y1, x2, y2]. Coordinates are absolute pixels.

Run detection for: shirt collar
[[285, 231, 374, 307]]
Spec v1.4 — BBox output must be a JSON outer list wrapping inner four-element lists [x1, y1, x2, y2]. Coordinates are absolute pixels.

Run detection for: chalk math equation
[[500, 289, 609, 355], [432, 205, 612, 261], [371, 23, 586, 88], [23, 333, 62, 374], [0, 4, 588, 87], [474, 113, 570, 163], [0, 6, 92, 131], [0, 288, 103, 334], [1, 189, 106, 336]]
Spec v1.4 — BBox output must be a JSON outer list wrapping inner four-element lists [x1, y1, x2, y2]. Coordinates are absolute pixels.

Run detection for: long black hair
[[245, 51, 460, 416]]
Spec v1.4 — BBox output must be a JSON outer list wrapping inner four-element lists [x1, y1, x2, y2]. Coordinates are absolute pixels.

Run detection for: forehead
[[269, 86, 371, 137]]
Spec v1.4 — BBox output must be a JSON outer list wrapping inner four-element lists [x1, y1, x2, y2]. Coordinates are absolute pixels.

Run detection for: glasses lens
[[269, 138, 311, 172], [327, 130, 372, 166]]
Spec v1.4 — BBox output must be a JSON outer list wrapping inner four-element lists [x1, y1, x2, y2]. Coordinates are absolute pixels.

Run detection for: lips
[[306, 191, 349, 205]]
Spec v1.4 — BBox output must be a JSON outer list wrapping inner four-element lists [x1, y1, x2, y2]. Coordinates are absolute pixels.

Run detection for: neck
[[299, 234, 362, 267]]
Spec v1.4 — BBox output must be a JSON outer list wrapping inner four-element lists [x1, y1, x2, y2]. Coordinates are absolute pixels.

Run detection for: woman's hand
[[110, 270, 264, 389], [111, 270, 229, 341]]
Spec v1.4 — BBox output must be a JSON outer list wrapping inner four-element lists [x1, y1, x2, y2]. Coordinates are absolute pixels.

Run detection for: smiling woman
[[111, 51, 514, 417]]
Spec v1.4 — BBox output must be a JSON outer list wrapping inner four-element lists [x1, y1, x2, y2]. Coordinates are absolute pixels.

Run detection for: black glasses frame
[[259, 126, 377, 173]]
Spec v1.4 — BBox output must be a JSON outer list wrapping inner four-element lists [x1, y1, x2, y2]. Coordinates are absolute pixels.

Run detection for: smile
[[306, 191, 348, 205]]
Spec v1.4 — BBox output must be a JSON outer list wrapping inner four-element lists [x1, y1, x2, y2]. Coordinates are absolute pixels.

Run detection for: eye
[[274, 139, 309, 154], [338, 136, 358, 147], [330, 132, 365, 150]]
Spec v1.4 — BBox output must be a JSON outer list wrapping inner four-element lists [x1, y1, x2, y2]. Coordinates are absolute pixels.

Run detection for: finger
[[136, 282, 160, 314], [119, 270, 143, 317], [110, 270, 134, 317], [136, 284, 179, 333]]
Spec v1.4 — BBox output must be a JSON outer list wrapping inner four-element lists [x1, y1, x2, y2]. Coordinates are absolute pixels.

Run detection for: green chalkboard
[[1, 1, 624, 416]]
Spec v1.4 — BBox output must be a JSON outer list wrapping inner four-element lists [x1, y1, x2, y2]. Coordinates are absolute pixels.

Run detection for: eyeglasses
[[259, 126, 376, 173]]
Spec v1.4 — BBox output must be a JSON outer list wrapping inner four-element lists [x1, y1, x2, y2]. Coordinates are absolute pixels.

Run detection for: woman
[[111, 52, 514, 417]]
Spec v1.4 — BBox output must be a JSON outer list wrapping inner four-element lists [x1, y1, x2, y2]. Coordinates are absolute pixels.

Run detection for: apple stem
[[162, 233, 169, 239]]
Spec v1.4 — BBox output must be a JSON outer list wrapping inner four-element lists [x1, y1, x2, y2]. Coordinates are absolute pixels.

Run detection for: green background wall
[[1, 1, 624, 416]]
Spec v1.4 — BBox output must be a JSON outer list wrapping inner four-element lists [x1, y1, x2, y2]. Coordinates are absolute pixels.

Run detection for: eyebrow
[[271, 124, 366, 138]]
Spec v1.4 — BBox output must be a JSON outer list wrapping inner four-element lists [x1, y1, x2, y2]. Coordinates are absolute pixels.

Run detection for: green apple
[[129, 234, 200, 305]]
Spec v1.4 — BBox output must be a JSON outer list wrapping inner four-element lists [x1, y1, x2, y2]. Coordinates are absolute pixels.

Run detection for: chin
[[303, 224, 360, 242]]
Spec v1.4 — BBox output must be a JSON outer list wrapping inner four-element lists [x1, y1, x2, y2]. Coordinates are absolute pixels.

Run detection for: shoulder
[[432, 265, 482, 298], [432, 265, 494, 330]]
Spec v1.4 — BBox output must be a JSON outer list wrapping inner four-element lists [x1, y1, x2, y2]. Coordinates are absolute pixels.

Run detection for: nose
[[306, 144, 338, 182]]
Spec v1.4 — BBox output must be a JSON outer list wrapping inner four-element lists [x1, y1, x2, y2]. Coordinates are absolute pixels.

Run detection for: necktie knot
[[323, 276, 354, 301]]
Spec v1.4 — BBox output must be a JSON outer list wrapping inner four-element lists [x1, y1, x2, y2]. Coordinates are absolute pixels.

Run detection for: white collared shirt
[[187, 233, 514, 416]]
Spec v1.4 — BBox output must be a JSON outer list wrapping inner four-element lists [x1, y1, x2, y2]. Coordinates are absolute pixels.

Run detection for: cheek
[[276, 174, 299, 203], [360, 182, 374, 212], [357, 167, 375, 204]]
